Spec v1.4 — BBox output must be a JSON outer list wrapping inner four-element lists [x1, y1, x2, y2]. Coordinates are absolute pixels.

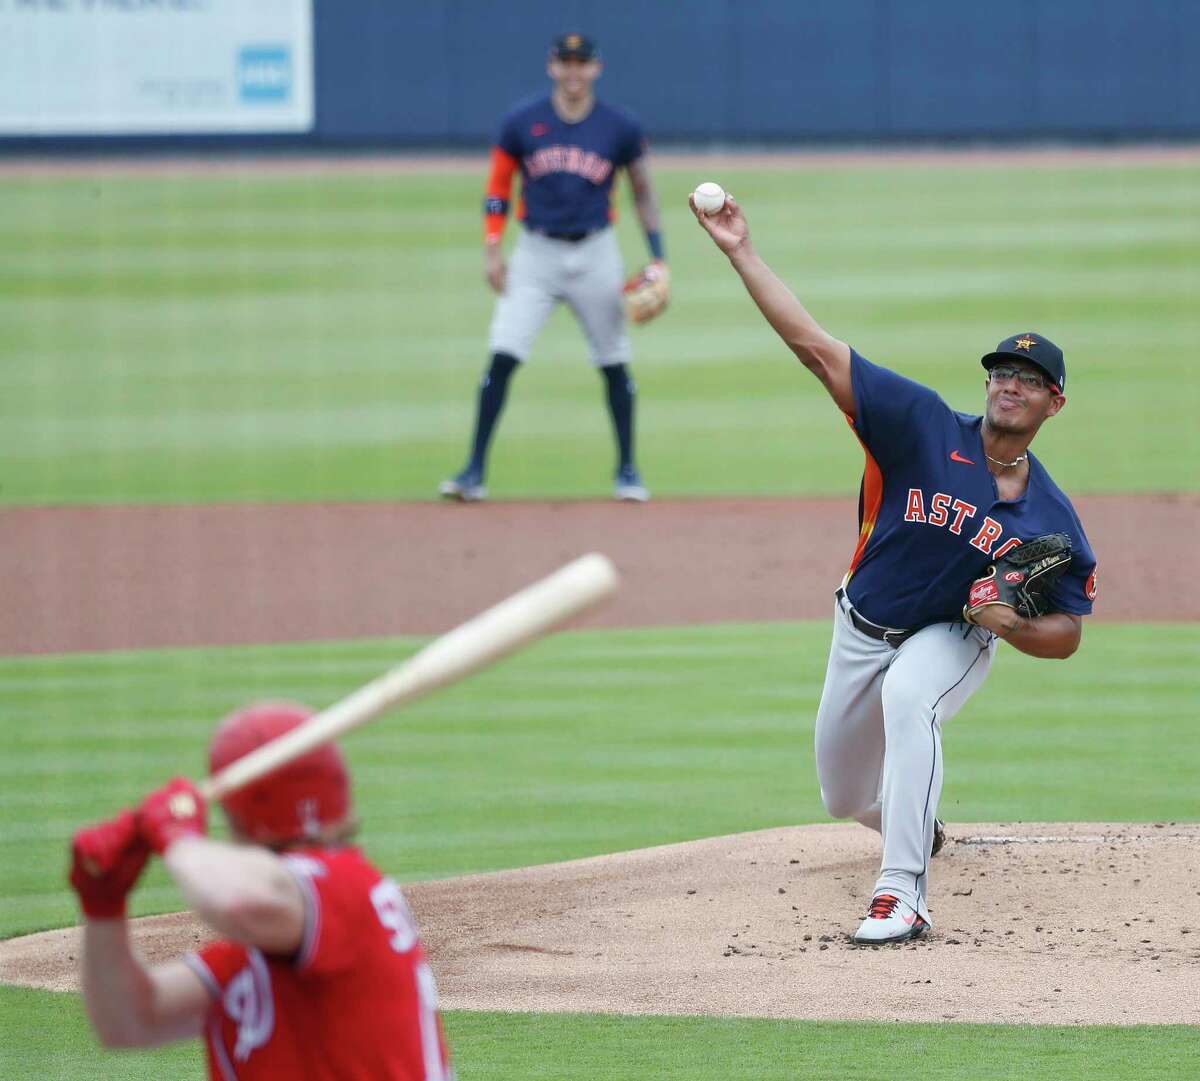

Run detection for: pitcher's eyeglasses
[[988, 364, 1052, 391]]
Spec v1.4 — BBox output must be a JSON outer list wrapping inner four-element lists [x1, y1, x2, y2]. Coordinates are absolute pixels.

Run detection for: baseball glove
[[963, 532, 1073, 624], [623, 261, 670, 324]]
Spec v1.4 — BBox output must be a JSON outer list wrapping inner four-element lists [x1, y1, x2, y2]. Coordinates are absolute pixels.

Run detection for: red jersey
[[184, 847, 452, 1081]]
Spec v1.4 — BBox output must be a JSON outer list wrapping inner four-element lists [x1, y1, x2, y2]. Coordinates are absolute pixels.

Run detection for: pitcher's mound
[[4, 823, 1197, 1025]]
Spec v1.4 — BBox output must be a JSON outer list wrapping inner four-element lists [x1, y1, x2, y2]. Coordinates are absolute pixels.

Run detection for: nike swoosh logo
[[900, 912, 916, 925], [950, 450, 975, 464]]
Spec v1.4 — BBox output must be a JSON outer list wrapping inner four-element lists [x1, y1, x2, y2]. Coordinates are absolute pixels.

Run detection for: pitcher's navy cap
[[981, 333, 1065, 393], [552, 32, 599, 61]]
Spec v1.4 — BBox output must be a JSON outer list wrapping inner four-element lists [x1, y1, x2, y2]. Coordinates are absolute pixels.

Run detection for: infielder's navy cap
[[552, 32, 599, 61], [981, 332, 1066, 392]]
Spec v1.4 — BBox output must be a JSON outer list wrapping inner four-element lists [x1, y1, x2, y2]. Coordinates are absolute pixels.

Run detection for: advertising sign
[[0, 0, 313, 135]]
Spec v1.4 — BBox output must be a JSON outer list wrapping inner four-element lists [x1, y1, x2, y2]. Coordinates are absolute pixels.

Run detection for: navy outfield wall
[[314, 0, 1199, 145], [3, 0, 1198, 150]]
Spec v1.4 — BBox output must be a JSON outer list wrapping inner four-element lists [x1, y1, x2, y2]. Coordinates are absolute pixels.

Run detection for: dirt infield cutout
[[5, 822, 1197, 1025], [3, 495, 1195, 655]]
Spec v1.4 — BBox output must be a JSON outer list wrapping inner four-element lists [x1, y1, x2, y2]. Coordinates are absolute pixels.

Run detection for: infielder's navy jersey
[[843, 350, 1097, 630], [496, 96, 645, 234]]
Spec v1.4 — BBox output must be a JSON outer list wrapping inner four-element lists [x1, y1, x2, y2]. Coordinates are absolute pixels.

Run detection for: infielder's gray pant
[[813, 596, 996, 926], [489, 226, 631, 368]]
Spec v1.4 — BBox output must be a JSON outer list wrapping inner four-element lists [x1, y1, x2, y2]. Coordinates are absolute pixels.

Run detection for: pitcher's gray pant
[[489, 226, 630, 368], [813, 594, 995, 926]]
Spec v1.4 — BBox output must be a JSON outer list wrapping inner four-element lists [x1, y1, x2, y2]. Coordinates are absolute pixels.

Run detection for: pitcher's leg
[[873, 623, 995, 922], [813, 600, 892, 829]]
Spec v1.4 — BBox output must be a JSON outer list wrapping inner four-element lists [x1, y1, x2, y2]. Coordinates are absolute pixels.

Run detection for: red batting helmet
[[208, 701, 352, 845]]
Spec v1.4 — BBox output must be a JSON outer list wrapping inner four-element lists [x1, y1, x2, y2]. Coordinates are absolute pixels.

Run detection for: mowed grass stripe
[[1, 160, 1196, 504], [1, 989, 1197, 1081], [1, 622, 1196, 939]]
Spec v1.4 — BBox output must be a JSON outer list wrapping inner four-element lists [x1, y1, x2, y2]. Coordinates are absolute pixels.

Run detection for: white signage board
[[0, 0, 313, 135]]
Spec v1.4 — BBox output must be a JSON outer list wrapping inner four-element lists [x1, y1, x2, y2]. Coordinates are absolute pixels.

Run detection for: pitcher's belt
[[835, 587, 915, 649]]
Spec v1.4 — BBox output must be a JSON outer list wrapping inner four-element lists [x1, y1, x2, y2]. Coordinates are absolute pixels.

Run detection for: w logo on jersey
[[298, 798, 321, 838], [223, 949, 275, 1062]]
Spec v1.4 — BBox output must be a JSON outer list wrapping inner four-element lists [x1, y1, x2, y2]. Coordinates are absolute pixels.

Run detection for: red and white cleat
[[852, 893, 929, 945]]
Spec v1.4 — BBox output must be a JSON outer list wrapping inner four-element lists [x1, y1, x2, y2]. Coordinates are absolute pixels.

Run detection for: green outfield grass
[[3, 988, 1197, 1081], [1, 158, 1198, 506], [1, 622, 1198, 1078]]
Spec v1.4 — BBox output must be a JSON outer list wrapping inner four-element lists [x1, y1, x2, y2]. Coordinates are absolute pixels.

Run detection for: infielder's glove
[[963, 532, 1073, 624], [622, 261, 670, 324]]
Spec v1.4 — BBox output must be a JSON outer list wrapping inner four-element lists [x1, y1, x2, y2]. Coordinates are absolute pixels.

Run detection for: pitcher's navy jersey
[[495, 96, 645, 235], [842, 350, 1097, 630]]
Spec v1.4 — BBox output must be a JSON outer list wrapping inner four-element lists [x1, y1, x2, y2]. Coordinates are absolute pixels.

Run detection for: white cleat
[[852, 894, 929, 945], [438, 468, 486, 503], [614, 464, 649, 502]]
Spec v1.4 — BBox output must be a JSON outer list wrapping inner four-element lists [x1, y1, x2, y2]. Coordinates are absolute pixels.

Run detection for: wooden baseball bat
[[198, 551, 618, 802]]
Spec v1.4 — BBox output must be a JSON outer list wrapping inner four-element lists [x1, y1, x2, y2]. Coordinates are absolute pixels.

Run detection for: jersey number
[[370, 878, 419, 953], [369, 880, 449, 1080]]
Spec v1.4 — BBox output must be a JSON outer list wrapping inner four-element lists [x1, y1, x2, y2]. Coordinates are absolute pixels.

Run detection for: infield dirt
[[4, 822, 1198, 1025], [2, 493, 1196, 655]]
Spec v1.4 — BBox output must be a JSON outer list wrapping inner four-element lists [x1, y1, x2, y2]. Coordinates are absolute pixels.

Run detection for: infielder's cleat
[[438, 468, 486, 503], [931, 818, 946, 858], [614, 464, 649, 502], [852, 894, 929, 945]]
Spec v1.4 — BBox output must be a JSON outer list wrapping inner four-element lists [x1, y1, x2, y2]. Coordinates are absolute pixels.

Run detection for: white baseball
[[692, 181, 726, 216]]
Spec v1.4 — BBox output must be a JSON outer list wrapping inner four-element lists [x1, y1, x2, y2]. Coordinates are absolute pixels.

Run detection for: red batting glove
[[137, 777, 208, 855], [69, 810, 151, 919]]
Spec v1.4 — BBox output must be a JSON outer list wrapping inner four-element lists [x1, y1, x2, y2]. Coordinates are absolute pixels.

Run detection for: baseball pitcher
[[440, 32, 667, 504], [69, 702, 453, 1079], [691, 192, 1098, 944]]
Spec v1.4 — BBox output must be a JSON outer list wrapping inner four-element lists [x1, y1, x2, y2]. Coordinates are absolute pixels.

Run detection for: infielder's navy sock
[[468, 352, 519, 473], [601, 363, 636, 469]]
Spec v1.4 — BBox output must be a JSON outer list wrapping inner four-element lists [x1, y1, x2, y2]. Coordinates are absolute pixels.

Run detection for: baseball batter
[[440, 31, 666, 503], [69, 702, 453, 1079], [691, 193, 1098, 944]]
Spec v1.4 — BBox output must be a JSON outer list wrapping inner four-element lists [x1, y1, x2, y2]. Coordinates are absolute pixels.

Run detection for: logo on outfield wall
[[238, 46, 293, 103]]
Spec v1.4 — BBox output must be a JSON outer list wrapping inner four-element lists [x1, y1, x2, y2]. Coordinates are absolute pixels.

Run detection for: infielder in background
[[691, 193, 1098, 944], [440, 32, 667, 504], [69, 702, 452, 1080]]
